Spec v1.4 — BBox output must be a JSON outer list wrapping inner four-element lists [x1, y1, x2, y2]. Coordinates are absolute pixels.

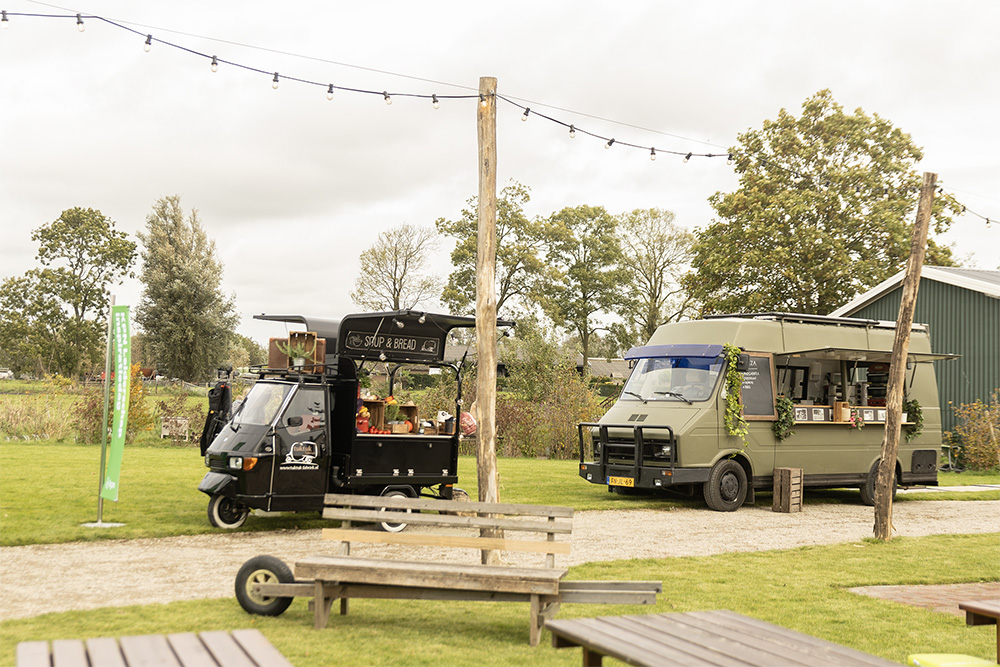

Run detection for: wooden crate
[[363, 400, 385, 431], [773, 467, 803, 513]]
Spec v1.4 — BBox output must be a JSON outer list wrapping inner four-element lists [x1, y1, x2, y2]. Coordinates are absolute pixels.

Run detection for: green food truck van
[[577, 312, 955, 511]]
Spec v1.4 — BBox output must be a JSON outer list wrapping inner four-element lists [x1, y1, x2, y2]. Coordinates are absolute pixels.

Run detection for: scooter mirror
[[286, 415, 303, 427]]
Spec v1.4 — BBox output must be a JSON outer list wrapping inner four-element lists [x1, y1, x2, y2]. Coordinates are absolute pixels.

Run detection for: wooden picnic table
[[546, 609, 900, 666], [959, 599, 1000, 663], [16, 628, 293, 667]]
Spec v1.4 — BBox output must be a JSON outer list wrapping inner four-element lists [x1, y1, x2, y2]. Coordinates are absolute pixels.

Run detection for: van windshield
[[232, 382, 292, 427], [622, 356, 724, 403]]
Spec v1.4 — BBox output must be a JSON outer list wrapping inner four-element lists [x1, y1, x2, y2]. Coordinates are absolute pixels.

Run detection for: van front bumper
[[579, 462, 709, 489]]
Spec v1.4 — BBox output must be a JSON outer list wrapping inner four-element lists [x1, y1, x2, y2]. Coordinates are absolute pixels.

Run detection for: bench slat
[[321, 527, 572, 554], [295, 555, 566, 595], [84, 637, 128, 667], [322, 507, 573, 533], [559, 580, 663, 593], [165, 632, 224, 667], [324, 492, 574, 518], [230, 629, 296, 667]]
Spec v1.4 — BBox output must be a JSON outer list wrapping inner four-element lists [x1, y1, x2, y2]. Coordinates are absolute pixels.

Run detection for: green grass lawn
[[1, 442, 997, 546], [1, 533, 997, 666]]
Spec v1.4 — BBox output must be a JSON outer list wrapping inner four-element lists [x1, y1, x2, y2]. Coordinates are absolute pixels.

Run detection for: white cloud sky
[[2, 0, 998, 345]]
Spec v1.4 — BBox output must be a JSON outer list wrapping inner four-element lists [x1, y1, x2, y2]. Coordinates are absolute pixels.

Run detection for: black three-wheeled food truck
[[199, 310, 509, 529]]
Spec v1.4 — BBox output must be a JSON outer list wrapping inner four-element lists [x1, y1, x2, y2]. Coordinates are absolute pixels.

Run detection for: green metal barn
[[831, 266, 1000, 433]]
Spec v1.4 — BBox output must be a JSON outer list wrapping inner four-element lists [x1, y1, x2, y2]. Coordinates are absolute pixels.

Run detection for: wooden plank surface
[[230, 629, 296, 667], [546, 611, 901, 667], [295, 555, 565, 595], [85, 637, 128, 667], [321, 507, 573, 533], [321, 527, 572, 554], [323, 492, 574, 517], [51, 639, 89, 667], [119, 634, 181, 667], [198, 630, 257, 667]]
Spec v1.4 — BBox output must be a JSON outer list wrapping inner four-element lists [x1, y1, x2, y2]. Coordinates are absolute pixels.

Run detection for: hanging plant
[[903, 398, 923, 443], [722, 344, 750, 448], [848, 407, 865, 429], [772, 395, 796, 441]]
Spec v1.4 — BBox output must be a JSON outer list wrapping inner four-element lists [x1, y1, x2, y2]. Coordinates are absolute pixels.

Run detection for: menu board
[[740, 352, 777, 420]]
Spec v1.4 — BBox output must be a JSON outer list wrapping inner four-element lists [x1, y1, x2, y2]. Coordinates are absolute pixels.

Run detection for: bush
[[0, 396, 75, 441], [946, 391, 1000, 471], [156, 393, 206, 446], [73, 364, 157, 445]]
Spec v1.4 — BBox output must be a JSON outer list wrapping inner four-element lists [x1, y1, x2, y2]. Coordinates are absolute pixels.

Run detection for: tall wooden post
[[873, 172, 936, 541], [475, 76, 502, 564]]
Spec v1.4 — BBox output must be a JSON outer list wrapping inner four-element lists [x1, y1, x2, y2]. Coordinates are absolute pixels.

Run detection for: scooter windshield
[[232, 382, 292, 427], [622, 356, 724, 403]]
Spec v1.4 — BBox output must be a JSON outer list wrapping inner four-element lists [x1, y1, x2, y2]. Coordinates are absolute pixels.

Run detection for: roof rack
[[703, 312, 890, 328]]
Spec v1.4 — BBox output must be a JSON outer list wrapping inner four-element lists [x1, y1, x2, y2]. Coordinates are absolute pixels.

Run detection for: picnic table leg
[[529, 595, 542, 647], [313, 580, 334, 629], [581, 646, 605, 666]]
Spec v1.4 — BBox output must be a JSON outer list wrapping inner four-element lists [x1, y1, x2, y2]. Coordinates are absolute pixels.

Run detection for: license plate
[[608, 476, 634, 487]]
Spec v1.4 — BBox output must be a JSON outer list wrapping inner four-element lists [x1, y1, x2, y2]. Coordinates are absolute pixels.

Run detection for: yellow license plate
[[608, 476, 634, 487]]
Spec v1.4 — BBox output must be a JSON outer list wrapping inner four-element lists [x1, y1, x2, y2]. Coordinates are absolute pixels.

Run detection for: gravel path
[[2, 499, 997, 622]]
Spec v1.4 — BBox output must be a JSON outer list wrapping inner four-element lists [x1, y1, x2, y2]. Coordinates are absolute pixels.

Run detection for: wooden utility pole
[[873, 171, 936, 541], [475, 76, 502, 564]]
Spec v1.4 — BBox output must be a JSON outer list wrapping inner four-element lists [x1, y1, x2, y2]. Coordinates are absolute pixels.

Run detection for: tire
[[379, 489, 412, 533], [208, 494, 249, 529], [235, 555, 294, 616], [860, 460, 897, 506], [703, 459, 748, 512]]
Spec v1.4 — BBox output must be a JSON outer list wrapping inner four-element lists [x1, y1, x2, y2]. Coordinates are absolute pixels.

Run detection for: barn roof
[[830, 266, 1000, 316]]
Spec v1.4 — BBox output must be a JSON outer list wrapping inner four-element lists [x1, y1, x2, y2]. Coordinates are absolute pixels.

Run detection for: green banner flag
[[100, 305, 131, 502]]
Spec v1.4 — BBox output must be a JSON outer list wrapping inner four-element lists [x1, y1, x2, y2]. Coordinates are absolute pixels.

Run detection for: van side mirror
[[286, 415, 303, 427], [736, 354, 750, 373]]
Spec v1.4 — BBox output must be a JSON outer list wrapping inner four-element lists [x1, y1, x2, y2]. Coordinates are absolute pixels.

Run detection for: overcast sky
[[2, 0, 998, 345]]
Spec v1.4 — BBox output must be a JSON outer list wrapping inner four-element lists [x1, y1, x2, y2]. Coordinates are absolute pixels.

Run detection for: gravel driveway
[[2, 499, 997, 622]]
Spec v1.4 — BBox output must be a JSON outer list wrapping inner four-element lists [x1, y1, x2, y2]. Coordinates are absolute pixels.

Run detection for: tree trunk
[[873, 172, 936, 541], [475, 76, 502, 564]]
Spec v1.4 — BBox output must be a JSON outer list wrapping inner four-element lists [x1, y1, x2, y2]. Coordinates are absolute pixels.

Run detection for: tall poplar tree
[[136, 196, 237, 382]]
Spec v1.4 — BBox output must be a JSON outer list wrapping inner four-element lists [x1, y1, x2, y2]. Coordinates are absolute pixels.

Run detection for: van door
[[269, 385, 328, 511]]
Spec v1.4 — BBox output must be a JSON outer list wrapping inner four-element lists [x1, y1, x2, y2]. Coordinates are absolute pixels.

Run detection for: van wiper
[[654, 390, 693, 405], [622, 390, 647, 403]]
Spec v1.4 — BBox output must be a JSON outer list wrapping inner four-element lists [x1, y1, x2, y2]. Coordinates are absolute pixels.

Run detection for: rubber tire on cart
[[235, 555, 294, 616], [704, 459, 747, 512], [379, 488, 413, 533], [207, 494, 249, 529], [859, 460, 897, 506]]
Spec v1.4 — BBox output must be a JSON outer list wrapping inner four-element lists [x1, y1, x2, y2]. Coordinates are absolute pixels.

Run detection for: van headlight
[[654, 444, 672, 458], [229, 457, 243, 470]]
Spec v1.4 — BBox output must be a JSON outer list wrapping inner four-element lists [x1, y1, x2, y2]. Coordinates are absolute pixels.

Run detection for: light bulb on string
[[432, 94, 439, 109], [143, 34, 152, 52], [650, 148, 656, 161], [327, 84, 335, 100], [683, 152, 692, 163], [271, 72, 279, 89], [521, 107, 530, 122], [480, 93, 489, 108], [727, 153, 734, 165], [383, 91, 392, 105], [605, 138, 615, 150], [210, 56, 218, 72], [76, 14, 85, 32], [3, 11, 10, 29], [569, 125, 575, 138]]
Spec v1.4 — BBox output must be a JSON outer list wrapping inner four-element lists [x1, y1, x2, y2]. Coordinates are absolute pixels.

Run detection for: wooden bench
[[16, 629, 293, 667], [250, 493, 661, 646]]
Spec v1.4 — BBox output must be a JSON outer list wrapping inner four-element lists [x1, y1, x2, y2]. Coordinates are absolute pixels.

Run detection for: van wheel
[[704, 460, 747, 512], [379, 489, 412, 533], [235, 555, 294, 616], [208, 494, 249, 529], [860, 461, 897, 506]]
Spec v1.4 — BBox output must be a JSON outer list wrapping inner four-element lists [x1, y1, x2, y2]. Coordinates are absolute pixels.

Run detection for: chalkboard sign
[[740, 352, 777, 420]]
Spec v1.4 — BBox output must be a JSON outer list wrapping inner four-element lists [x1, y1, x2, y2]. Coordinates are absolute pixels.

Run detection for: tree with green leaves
[[436, 181, 550, 317], [350, 223, 442, 311], [539, 205, 627, 370], [687, 89, 959, 315], [0, 208, 135, 377], [135, 196, 238, 382]]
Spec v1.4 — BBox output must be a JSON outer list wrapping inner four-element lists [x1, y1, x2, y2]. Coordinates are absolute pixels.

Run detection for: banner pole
[[95, 295, 115, 524]]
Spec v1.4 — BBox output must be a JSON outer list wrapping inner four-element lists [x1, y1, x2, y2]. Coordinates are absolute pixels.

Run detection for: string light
[[271, 72, 279, 89], [569, 125, 575, 138], [210, 55, 218, 72], [683, 152, 692, 163], [521, 107, 530, 122], [1, 11, 8, 29], [76, 13, 84, 32], [650, 148, 656, 161], [480, 93, 489, 108], [383, 91, 392, 105], [605, 138, 615, 149], [431, 94, 439, 109], [143, 34, 152, 52], [327, 84, 334, 100], [727, 153, 733, 165]]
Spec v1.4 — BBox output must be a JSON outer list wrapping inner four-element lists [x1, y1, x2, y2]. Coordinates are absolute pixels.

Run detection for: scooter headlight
[[229, 457, 243, 470]]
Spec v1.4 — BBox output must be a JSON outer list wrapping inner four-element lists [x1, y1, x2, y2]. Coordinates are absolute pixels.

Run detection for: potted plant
[[277, 340, 315, 368]]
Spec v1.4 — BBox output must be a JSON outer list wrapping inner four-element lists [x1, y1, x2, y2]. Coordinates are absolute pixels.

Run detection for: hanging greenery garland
[[772, 395, 796, 441], [903, 398, 923, 443], [722, 344, 750, 446]]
